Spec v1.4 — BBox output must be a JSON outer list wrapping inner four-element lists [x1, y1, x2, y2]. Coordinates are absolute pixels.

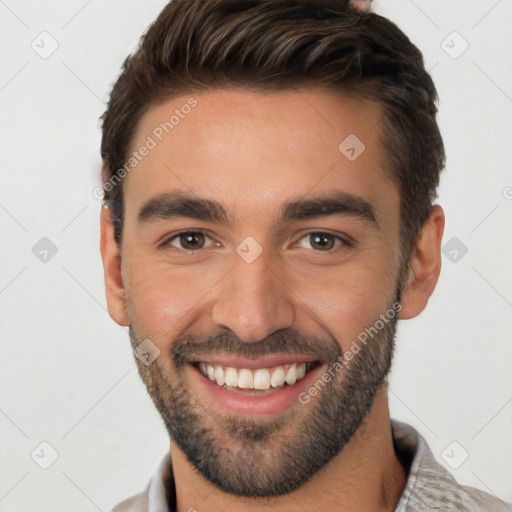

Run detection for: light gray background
[[0, 0, 511, 510]]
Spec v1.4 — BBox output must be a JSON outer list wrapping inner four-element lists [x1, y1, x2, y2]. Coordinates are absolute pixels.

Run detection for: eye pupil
[[310, 233, 334, 251], [180, 232, 205, 250]]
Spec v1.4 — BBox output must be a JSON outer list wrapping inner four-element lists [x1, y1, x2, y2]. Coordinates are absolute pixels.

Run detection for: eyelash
[[159, 230, 353, 253]]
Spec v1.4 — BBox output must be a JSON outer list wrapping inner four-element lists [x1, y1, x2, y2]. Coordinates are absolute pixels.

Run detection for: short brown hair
[[100, 0, 445, 262]]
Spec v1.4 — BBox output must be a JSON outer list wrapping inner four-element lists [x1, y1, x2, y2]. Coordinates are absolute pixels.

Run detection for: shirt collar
[[147, 450, 175, 512]]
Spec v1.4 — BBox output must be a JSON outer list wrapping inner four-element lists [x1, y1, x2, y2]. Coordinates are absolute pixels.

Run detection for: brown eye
[[296, 232, 349, 252], [309, 233, 335, 251], [178, 232, 206, 250], [161, 231, 212, 252]]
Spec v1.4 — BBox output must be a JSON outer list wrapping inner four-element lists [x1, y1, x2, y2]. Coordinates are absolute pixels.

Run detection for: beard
[[129, 298, 400, 498]]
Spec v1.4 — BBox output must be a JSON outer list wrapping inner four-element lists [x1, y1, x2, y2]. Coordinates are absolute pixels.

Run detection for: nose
[[211, 248, 295, 343]]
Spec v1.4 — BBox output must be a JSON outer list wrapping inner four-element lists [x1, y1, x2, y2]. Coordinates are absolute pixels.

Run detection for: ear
[[100, 205, 130, 326], [399, 205, 445, 320]]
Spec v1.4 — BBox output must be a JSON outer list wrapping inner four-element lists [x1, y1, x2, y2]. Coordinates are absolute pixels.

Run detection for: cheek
[[122, 257, 180, 338], [123, 256, 223, 342], [290, 256, 398, 350]]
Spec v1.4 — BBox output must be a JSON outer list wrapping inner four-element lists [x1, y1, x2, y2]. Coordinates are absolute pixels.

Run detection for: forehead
[[123, 87, 397, 222]]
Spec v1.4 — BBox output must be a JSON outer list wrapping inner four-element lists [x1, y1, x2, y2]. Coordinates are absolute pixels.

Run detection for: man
[[99, 0, 511, 511]]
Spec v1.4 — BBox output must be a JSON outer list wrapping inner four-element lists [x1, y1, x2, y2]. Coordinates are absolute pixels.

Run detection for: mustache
[[170, 328, 342, 368]]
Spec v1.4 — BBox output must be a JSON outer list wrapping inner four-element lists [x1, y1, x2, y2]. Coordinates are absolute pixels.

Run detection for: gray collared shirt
[[111, 419, 511, 512]]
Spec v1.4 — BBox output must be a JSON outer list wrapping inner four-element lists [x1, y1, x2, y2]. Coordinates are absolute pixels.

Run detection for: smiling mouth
[[193, 361, 320, 394]]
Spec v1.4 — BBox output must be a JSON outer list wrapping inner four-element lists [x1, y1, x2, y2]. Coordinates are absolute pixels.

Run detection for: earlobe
[[100, 205, 130, 326], [399, 205, 445, 320]]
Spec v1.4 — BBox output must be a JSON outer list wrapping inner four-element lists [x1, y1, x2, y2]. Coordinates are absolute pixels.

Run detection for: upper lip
[[190, 354, 319, 369]]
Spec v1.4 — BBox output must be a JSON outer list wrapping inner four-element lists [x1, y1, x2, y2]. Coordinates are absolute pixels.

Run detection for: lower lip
[[189, 363, 324, 415]]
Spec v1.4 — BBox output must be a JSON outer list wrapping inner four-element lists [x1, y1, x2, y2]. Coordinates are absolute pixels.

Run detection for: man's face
[[111, 88, 405, 495]]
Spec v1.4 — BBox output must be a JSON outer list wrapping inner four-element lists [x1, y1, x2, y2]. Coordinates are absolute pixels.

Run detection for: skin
[[100, 88, 445, 512]]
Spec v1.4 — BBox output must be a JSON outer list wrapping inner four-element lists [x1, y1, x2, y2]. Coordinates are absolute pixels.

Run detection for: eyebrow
[[138, 192, 231, 224], [281, 192, 377, 225], [137, 191, 378, 227]]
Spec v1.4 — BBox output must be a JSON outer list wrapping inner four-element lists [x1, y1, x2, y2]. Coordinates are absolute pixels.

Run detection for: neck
[[170, 388, 407, 512]]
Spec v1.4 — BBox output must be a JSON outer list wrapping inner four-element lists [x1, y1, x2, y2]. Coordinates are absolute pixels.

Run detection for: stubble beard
[[128, 297, 400, 497]]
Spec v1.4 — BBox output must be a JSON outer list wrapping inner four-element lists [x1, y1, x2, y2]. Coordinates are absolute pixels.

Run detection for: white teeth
[[199, 362, 310, 390], [296, 363, 306, 380], [253, 369, 271, 390], [224, 367, 239, 387], [214, 365, 224, 386], [285, 364, 297, 385], [238, 369, 253, 388], [270, 367, 285, 387]]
